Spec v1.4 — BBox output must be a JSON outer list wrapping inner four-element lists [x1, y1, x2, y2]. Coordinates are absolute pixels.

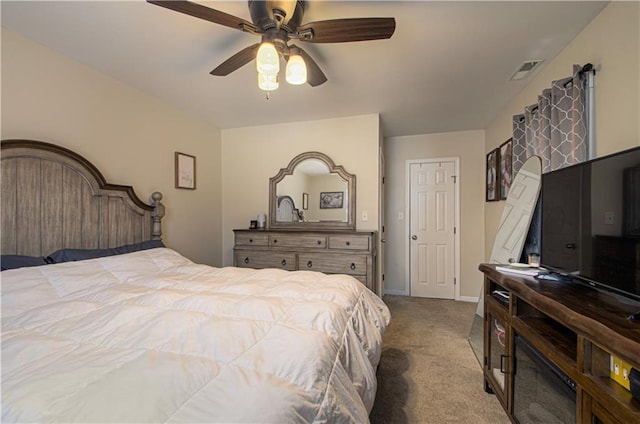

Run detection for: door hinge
[[454, 227, 457, 234], [452, 175, 457, 183], [382, 274, 385, 281], [454, 277, 457, 286]]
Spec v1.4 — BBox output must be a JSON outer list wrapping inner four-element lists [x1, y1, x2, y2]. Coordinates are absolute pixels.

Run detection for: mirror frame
[[269, 151, 356, 231]]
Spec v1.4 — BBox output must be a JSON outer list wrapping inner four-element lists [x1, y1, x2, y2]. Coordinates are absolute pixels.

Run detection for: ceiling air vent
[[509, 59, 543, 81]]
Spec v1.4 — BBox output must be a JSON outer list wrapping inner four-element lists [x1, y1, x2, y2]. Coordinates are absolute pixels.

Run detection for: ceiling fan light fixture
[[286, 54, 307, 85], [258, 72, 279, 91], [256, 42, 280, 75]]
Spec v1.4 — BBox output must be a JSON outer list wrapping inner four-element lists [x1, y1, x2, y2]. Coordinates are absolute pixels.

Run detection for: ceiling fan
[[147, 1, 396, 89]]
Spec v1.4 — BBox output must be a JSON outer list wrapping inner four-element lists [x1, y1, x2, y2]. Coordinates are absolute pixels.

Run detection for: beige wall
[[484, 1, 640, 261], [384, 130, 486, 298], [1, 28, 224, 266], [221, 114, 380, 266]]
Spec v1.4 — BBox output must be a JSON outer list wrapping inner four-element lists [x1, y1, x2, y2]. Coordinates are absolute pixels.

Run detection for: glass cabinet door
[[485, 309, 509, 407]]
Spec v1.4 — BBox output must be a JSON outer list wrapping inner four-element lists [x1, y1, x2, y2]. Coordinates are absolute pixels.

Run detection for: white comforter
[[1, 248, 390, 423]]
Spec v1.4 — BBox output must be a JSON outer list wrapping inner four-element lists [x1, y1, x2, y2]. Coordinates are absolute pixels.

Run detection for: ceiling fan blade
[[297, 18, 395, 43], [295, 46, 327, 87], [147, 0, 258, 33], [210, 43, 261, 76]]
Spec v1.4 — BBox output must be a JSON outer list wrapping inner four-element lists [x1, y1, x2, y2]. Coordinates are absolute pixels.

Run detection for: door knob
[[411, 235, 418, 240]]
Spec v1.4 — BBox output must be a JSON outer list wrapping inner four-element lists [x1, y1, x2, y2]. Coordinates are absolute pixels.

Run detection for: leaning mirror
[[468, 155, 542, 364], [269, 151, 356, 231]]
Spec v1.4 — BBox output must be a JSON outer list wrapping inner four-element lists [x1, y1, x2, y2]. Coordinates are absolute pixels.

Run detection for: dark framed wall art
[[499, 138, 513, 200], [486, 149, 499, 202], [320, 192, 344, 209]]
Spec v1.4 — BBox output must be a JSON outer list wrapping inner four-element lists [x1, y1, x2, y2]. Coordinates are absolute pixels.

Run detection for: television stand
[[479, 263, 640, 424]]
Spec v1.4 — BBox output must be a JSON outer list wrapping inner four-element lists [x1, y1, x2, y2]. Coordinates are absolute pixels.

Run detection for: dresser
[[233, 229, 377, 292]]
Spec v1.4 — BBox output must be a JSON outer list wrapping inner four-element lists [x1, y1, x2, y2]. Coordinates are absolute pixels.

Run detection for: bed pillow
[[1, 255, 51, 271], [47, 240, 165, 263]]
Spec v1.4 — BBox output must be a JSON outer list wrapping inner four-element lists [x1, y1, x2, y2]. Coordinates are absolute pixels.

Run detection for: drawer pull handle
[[273, 239, 278, 244], [249, 239, 253, 243], [307, 261, 313, 268], [346, 241, 351, 246], [281, 259, 287, 266], [243, 257, 249, 264], [350, 263, 356, 270], [317, 240, 322, 245]]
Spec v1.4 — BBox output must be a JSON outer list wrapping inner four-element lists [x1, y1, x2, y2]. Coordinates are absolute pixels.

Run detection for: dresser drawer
[[328, 235, 371, 251], [269, 234, 327, 249], [234, 250, 296, 271], [298, 253, 368, 276], [235, 232, 269, 247]]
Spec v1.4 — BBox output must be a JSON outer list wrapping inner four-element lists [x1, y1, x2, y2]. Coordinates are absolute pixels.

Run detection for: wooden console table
[[479, 264, 640, 423]]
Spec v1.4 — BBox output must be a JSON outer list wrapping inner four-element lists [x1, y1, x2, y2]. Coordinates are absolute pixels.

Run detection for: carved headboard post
[[151, 192, 165, 241], [1, 139, 166, 255]]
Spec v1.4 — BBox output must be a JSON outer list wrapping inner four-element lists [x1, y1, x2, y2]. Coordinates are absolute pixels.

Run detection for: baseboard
[[384, 289, 409, 296], [383, 292, 479, 302], [458, 296, 479, 303]]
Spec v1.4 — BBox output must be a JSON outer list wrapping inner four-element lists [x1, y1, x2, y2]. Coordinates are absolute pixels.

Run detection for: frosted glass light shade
[[258, 72, 279, 91], [256, 42, 279, 75], [286, 54, 307, 85]]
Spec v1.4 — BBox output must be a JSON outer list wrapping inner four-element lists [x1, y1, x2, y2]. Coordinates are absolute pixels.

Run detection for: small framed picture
[[499, 139, 513, 200], [175, 152, 196, 190], [486, 149, 499, 202], [302, 192, 309, 210], [320, 191, 344, 209]]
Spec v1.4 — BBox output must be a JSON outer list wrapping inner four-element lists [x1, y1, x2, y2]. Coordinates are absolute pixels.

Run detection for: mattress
[[1, 248, 390, 423]]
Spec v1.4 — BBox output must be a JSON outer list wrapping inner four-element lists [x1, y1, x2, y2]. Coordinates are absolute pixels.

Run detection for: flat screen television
[[539, 146, 640, 302]]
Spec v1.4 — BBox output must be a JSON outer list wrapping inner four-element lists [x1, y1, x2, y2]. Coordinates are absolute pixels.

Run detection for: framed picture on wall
[[499, 138, 513, 200], [175, 152, 196, 190], [486, 149, 499, 202], [320, 192, 343, 209]]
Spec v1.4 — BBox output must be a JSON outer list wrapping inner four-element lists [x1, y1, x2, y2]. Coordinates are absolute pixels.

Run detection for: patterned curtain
[[512, 64, 588, 174]]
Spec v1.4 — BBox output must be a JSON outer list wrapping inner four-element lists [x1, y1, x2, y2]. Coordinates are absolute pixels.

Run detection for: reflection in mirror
[[276, 195, 297, 222], [269, 152, 356, 231], [468, 155, 542, 365], [489, 156, 542, 264], [277, 160, 349, 223]]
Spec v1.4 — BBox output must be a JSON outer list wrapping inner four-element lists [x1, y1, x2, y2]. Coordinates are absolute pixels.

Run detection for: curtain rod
[[579, 63, 595, 76], [516, 63, 595, 121], [563, 63, 595, 88]]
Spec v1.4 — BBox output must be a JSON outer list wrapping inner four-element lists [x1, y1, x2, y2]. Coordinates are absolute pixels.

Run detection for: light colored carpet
[[370, 295, 511, 424]]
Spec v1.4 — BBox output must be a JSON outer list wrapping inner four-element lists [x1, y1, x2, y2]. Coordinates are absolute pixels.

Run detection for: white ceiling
[[1, 1, 608, 138]]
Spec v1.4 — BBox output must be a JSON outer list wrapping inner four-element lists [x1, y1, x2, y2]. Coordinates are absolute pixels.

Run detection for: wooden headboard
[[1, 140, 165, 256]]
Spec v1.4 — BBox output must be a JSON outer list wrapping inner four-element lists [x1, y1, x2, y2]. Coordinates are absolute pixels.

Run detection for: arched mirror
[[468, 155, 542, 364], [269, 152, 356, 231]]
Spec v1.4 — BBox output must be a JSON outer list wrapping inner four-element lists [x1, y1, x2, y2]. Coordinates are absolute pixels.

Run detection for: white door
[[409, 161, 456, 298]]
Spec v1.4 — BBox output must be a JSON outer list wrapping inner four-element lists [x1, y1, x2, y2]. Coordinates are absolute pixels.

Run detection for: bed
[[1, 140, 390, 423]]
